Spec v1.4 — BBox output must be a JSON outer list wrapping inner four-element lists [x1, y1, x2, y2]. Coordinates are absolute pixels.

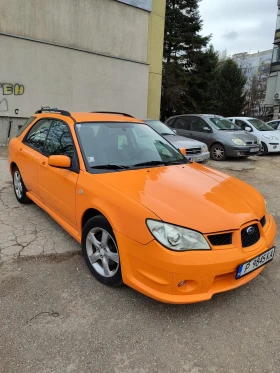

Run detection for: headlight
[[202, 144, 208, 152], [146, 219, 211, 251], [263, 135, 278, 140], [231, 138, 246, 146]]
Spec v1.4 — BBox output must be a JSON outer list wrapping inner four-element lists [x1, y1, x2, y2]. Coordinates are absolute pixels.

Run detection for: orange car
[[8, 108, 276, 304]]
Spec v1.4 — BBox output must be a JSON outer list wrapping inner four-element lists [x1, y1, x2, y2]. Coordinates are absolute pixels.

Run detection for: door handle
[[40, 161, 47, 170]]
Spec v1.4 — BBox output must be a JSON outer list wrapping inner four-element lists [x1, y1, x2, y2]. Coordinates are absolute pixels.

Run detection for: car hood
[[259, 131, 280, 139], [98, 163, 265, 234], [220, 130, 258, 141], [163, 134, 205, 148]]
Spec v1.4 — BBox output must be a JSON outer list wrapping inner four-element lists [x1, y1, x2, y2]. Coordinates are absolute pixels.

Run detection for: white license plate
[[236, 247, 275, 279], [250, 148, 259, 153]]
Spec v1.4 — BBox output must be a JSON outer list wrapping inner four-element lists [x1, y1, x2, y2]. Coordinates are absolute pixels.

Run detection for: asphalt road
[[1, 148, 280, 373]]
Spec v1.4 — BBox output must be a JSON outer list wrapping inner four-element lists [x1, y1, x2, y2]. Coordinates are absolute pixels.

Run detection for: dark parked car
[[144, 119, 210, 163], [166, 114, 261, 161]]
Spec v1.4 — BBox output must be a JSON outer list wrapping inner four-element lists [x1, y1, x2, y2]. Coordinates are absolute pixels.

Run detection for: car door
[[38, 119, 79, 229], [19, 118, 53, 197], [189, 116, 213, 146], [173, 116, 191, 137]]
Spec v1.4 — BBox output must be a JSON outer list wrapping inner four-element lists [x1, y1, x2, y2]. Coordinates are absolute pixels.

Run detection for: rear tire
[[259, 142, 268, 156], [82, 215, 123, 287], [12, 166, 32, 204], [210, 143, 227, 161]]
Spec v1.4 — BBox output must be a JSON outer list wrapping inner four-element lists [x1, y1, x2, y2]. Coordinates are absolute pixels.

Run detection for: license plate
[[236, 247, 275, 279], [250, 148, 259, 153]]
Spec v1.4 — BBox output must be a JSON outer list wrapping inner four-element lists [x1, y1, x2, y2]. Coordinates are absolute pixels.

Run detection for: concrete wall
[[147, 0, 166, 119], [117, 0, 152, 11], [0, 34, 149, 144], [0, 0, 149, 63], [0, 35, 149, 118], [0, 0, 152, 144]]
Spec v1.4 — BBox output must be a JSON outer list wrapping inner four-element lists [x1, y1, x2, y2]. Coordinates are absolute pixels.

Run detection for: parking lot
[[1, 146, 279, 373]]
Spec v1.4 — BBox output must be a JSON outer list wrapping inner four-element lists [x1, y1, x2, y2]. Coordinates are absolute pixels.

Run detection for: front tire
[[259, 142, 268, 156], [12, 166, 32, 204], [210, 143, 227, 161], [82, 215, 123, 287]]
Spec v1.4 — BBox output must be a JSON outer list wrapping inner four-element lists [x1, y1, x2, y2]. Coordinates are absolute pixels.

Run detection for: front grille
[[260, 215, 266, 227], [186, 147, 201, 155], [241, 224, 260, 247], [208, 233, 232, 246], [246, 141, 258, 145]]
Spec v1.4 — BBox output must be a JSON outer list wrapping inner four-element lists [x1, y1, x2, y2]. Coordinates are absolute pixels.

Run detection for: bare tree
[[246, 60, 270, 118]]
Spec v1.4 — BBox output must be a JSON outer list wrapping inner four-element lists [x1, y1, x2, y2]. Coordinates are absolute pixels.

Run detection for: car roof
[[33, 111, 144, 125], [227, 117, 254, 120], [167, 114, 223, 119]]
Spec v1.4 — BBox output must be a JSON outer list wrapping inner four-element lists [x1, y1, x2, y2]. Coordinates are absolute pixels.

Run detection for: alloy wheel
[[86, 227, 119, 278], [14, 170, 23, 199], [212, 146, 225, 160]]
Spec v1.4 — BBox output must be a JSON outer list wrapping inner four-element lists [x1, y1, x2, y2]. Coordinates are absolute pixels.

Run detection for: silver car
[[166, 114, 261, 161], [144, 119, 210, 163]]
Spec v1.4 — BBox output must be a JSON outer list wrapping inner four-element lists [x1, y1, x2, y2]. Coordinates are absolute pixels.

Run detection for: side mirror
[[173, 129, 177, 134], [179, 148, 186, 156], [203, 127, 211, 132], [49, 155, 71, 168], [245, 126, 252, 132]]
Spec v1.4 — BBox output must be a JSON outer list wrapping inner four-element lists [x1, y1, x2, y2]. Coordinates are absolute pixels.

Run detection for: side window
[[16, 116, 36, 137], [235, 120, 248, 130], [190, 117, 210, 132], [174, 117, 190, 130], [167, 118, 175, 128], [44, 120, 75, 158], [24, 119, 52, 153]]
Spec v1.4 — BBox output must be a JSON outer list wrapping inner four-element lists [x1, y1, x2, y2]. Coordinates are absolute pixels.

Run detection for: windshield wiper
[[133, 160, 166, 167], [161, 132, 175, 136], [90, 164, 129, 170], [133, 159, 186, 167]]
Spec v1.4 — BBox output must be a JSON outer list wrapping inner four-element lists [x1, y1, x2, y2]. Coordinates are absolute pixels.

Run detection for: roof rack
[[35, 107, 71, 117], [91, 111, 134, 118]]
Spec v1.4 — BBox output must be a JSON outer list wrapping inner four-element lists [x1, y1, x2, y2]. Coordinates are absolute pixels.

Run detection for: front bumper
[[186, 151, 210, 163], [267, 143, 280, 153], [226, 145, 261, 157], [116, 214, 276, 304]]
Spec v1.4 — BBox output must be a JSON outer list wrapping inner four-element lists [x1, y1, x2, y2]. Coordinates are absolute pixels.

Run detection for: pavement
[[1, 147, 280, 373]]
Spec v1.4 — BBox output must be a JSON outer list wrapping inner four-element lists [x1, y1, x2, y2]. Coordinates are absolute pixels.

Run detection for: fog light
[[178, 280, 186, 287], [273, 146, 277, 149], [237, 152, 241, 156]]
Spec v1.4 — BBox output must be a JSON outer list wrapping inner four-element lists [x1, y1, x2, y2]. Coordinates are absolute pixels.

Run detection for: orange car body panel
[[8, 112, 277, 304]]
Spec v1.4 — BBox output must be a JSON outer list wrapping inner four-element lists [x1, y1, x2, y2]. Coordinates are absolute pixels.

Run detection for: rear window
[[16, 116, 36, 137]]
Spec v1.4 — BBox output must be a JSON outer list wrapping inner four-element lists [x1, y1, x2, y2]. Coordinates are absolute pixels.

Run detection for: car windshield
[[248, 119, 274, 131], [76, 122, 186, 171], [267, 122, 279, 130], [145, 120, 175, 135], [209, 117, 240, 131]]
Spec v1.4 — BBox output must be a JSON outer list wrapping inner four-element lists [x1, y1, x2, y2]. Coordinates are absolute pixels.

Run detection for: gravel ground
[[0, 147, 279, 373]]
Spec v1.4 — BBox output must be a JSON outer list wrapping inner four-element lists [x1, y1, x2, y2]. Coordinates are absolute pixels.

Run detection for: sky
[[199, 0, 277, 56]]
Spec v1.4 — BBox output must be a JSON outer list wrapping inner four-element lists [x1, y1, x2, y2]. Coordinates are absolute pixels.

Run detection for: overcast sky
[[199, 0, 277, 56]]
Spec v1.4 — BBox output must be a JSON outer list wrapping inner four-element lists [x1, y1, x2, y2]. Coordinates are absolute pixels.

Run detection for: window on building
[[272, 47, 280, 64], [276, 13, 280, 30]]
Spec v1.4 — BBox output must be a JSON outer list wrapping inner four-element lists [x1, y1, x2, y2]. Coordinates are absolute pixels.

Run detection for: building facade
[[0, 0, 166, 145], [265, 0, 280, 119], [233, 50, 272, 118]]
